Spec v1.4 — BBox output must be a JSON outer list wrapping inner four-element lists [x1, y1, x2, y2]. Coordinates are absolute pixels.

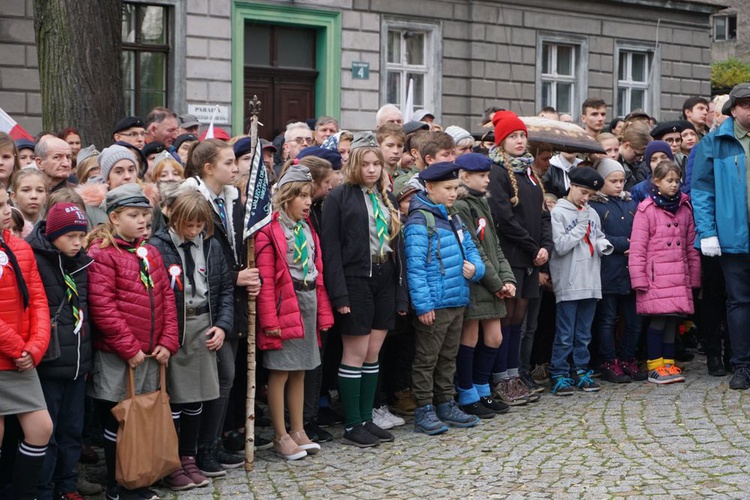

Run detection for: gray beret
[[350, 131, 379, 150], [278, 165, 313, 187]]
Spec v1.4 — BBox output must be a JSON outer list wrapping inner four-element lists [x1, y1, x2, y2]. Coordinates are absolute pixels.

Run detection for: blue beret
[[297, 146, 343, 170], [233, 137, 253, 157], [420, 162, 461, 182], [568, 167, 604, 191], [14, 138, 35, 151], [455, 153, 492, 172]]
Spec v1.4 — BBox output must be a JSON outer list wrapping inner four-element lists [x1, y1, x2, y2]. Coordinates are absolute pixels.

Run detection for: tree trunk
[[34, 0, 123, 149]]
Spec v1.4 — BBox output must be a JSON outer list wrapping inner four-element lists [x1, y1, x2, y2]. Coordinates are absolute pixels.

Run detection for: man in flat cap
[[693, 82, 750, 390]]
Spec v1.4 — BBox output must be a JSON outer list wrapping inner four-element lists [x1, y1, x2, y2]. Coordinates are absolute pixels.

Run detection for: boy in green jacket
[[453, 153, 516, 418]]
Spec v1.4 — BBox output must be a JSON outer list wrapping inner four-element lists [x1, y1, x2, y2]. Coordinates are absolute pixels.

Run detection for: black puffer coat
[[149, 228, 234, 345], [27, 222, 93, 380]]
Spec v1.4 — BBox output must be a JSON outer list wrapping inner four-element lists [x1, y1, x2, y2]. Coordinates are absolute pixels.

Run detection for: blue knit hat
[[645, 140, 673, 167]]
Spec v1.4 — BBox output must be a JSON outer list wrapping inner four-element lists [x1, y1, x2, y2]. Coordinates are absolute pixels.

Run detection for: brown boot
[[390, 389, 417, 416]]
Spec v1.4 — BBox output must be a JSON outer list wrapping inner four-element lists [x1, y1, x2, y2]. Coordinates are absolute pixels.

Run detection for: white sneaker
[[378, 405, 406, 427], [371, 406, 395, 429]]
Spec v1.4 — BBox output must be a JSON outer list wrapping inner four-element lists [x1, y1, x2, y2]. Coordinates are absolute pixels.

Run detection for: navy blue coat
[[589, 192, 638, 295]]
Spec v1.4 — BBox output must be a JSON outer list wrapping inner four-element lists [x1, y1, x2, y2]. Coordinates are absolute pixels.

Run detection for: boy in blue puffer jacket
[[405, 162, 485, 435]]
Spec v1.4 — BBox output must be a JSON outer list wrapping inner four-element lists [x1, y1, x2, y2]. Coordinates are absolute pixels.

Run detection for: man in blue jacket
[[692, 83, 750, 390]]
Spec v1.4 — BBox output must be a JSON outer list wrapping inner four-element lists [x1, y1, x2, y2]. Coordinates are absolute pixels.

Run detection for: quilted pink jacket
[[628, 195, 701, 316]]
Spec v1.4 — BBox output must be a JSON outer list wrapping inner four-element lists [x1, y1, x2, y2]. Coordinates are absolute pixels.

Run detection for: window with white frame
[[714, 14, 737, 41], [617, 49, 654, 117], [536, 35, 587, 117], [381, 20, 440, 119]]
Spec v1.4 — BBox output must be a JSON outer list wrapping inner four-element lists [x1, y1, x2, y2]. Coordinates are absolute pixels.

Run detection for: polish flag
[[0, 107, 33, 141]]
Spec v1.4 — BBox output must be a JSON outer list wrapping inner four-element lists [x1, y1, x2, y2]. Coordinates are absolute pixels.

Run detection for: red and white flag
[[0, 107, 33, 141]]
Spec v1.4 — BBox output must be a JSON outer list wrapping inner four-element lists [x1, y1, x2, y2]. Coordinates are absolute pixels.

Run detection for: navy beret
[[568, 167, 604, 191], [173, 134, 198, 151], [650, 120, 689, 139], [14, 138, 35, 151], [141, 141, 166, 157], [420, 162, 461, 182], [233, 137, 253, 158], [455, 153, 492, 172], [403, 121, 430, 134], [297, 146, 343, 170], [112, 116, 145, 136]]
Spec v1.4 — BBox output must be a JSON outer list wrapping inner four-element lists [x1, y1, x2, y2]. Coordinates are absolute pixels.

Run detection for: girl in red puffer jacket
[[0, 188, 53, 500], [256, 165, 334, 461], [86, 183, 179, 499]]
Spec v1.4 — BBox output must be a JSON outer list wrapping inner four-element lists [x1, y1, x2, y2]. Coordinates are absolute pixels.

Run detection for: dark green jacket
[[454, 186, 515, 320]]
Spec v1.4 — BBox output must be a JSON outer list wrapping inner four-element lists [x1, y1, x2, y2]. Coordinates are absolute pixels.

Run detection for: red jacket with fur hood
[[255, 213, 334, 351], [0, 229, 50, 371], [87, 236, 179, 360]]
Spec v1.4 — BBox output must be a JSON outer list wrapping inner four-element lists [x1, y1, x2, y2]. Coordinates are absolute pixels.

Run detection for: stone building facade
[[0, 0, 721, 139]]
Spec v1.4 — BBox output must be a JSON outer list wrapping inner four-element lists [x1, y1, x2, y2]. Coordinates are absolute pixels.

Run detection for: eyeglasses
[[736, 100, 750, 110], [290, 137, 313, 145], [664, 138, 682, 144], [118, 131, 146, 138]]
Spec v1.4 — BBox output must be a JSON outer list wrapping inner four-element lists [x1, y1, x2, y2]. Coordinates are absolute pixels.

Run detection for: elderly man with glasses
[[693, 83, 750, 390], [282, 122, 314, 161]]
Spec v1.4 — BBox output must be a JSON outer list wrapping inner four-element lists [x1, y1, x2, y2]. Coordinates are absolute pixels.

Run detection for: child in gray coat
[[548, 168, 613, 396]]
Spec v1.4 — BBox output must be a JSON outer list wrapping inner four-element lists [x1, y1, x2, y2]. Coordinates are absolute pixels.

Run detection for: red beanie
[[46, 203, 88, 241], [492, 110, 527, 146]]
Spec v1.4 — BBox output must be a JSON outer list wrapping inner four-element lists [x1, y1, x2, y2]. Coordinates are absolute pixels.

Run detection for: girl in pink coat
[[629, 161, 701, 385], [255, 165, 334, 461]]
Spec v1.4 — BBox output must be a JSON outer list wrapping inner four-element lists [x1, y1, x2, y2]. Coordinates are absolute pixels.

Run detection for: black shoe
[[222, 430, 244, 452], [459, 401, 496, 419], [707, 355, 728, 377], [106, 485, 143, 500], [304, 421, 333, 443], [134, 487, 159, 500], [341, 423, 379, 448], [255, 435, 273, 451], [729, 366, 750, 390], [213, 440, 243, 469], [316, 407, 344, 427], [479, 396, 509, 414], [363, 420, 395, 442], [196, 445, 226, 477], [675, 349, 695, 362]]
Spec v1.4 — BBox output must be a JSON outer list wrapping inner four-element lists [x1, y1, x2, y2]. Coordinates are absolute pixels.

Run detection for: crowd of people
[[1, 83, 749, 499]]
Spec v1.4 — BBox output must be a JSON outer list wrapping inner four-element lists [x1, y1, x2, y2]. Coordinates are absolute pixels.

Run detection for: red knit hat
[[46, 203, 88, 241], [492, 110, 527, 146]]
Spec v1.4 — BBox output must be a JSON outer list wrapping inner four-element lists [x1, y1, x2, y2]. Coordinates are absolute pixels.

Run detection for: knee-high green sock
[[360, 362, 379, 423], [338, 364, 362, 428]]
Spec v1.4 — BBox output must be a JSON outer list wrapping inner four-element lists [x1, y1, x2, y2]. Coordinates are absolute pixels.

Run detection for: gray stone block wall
[[0, 0, 719, 136], [185, 0, 231, 126], [0, 0, 41, 134]]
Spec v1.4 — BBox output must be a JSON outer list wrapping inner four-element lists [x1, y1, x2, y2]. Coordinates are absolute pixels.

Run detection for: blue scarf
[[648, 183, 680, 214]]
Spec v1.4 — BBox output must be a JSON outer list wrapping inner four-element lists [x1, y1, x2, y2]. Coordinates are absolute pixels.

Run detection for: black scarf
[[648, 183, 681, 214]]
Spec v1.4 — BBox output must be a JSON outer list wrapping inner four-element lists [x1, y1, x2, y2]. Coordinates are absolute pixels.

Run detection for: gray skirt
[[167, 312, 219, 404], [89, 352, 162, 403], [0, 368, 47, 415], [263, 289, 321, 371]]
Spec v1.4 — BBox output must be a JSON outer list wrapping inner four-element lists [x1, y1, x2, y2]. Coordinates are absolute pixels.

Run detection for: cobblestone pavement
[[85, 355, 750, 499]]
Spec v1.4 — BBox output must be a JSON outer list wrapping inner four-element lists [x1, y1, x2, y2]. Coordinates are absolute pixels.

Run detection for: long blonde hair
[[344, 146, 401, 239], [496, 147, 546, 209]]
